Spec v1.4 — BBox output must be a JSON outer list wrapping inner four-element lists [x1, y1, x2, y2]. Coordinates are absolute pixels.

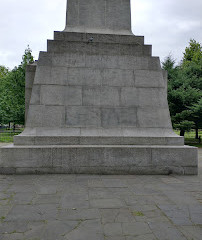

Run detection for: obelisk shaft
[[64, 0, 132, 35]]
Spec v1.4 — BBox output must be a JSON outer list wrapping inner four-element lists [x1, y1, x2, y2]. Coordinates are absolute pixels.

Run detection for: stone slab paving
[[0, 146, 201, 240]]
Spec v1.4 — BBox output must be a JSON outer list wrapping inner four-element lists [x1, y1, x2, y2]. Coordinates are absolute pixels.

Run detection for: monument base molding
[[0, 144, 198, 175]]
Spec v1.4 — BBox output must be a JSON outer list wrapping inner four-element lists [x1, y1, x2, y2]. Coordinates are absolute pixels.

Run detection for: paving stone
[[141, 209, 165, 219], [190, 211, 202, 224], [8, 184, 37, 193], [33, 194, 61, 204], [64, 219, 104, 240], [148, 222, 187, 240], [100, 209, 120, 223], [41, 220, 79, 240], [0, 192, 10, 200], [163, 190, 199, 205], [61, 193, 89, 209], [90, 199, 125, 208], [131, 205, 158, 212], [104, 222, 122, 236], [23, 221, 46, 239], [178, 226, 202, 240], [107, 188, 133, 199], [122, 222, 152, 236], [160, 177, 184, 184], [5, 204, 58, 221], [126, 234, 157, 240], [115, 208, 136, 223], [11, 192, 35, 204], [88, 188, 114, 199], [102, 179, 128, 188], [188, 205, 202, 224], [128, 185, 161, 195], [0, 232, 25, 240], [0, 199, 10, 206], [0, 205, 12, 219], [0, 221, 29, 234], [145, 215, 170, 223], [58, 208, 100, 221], [105, 237, 126, 240], [36, 184, 58, 194], [124, 195, 154, 205], [158, 204, 193, 225], [88, 179, 104, 188]]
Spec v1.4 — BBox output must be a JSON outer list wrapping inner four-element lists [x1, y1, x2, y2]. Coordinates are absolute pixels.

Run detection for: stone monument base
[[0, 143, 198, 175], [0, 31, 198, 175]]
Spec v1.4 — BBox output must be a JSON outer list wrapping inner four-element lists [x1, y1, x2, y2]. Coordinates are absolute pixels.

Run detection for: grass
[[174, 130, 202, 138], [0, 129, 23, 143], [132, 211, 144, 216], [175, 130, 202, 148]]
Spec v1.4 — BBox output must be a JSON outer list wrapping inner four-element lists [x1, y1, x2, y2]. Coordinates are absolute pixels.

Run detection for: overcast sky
[[0, 0, 201, 69]]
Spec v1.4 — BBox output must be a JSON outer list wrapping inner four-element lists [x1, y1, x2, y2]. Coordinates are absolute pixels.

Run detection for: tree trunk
[[180, 130, 185, 136], [195, 125, 199, 139]]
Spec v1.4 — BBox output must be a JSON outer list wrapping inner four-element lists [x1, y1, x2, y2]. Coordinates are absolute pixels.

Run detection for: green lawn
[[174, 130, 202, 138], [0, 130, 23, 143], [175, 130, 202, 148]]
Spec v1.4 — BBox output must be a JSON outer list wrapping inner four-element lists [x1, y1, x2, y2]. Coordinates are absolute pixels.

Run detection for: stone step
[[30, 85, 168, 108], [0, 144, 197, 175], [47, 40, 152, 56], [37, 52, 161, 71], [14, 136, 184, 146], [33, 66, 165, 88], [54, 31, 145, 45], [25, 105, 172, 129]]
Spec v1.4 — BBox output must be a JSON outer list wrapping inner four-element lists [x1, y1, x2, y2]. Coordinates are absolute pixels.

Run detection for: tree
[[189, 98, 202, 139], [20, 45, 34, 72], [162, 55, 178, 81], [162, 40, 202, 137], [0, 66, 10, 125], [182, 39, 202, 138], [183, 39, 202, 66], [0, 46, 34, 127], [0, 65, 9, 78]]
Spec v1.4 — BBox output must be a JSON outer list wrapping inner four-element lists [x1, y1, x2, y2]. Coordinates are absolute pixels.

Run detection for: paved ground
[[0, 145, 201, 240]]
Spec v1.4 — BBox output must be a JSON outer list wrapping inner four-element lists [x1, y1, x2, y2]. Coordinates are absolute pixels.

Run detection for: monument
[[0, 0, 198, 174]]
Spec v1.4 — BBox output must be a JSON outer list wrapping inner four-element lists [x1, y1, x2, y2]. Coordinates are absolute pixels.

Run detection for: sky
[[0, 0, 201, 69]]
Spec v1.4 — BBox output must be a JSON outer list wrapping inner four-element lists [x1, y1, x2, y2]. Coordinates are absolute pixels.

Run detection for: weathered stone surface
[[13, 135, 184, 146], [65, 0, 132, 35], [54, 31, 144, 44], [0, 0, 198, 175], [122, 222, 152, 235], [0, 145, 198, 175], [47, 40, 151, 56]]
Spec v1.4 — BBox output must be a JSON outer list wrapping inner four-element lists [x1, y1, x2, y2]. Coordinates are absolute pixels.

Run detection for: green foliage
[[0, 65, 9, 78], [0, 46, 34, 125], [174, 120, 194, 136], [190, 98, 202, 123], [183, 39, 202, 66], [0, 67, 25, 124], [20, 45, 34, 70], [162, 39, 202, 137], [162, 55, 178, 81]]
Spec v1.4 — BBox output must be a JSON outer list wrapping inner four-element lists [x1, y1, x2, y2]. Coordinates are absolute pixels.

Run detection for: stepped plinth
[[0, 0, 198, 174]]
